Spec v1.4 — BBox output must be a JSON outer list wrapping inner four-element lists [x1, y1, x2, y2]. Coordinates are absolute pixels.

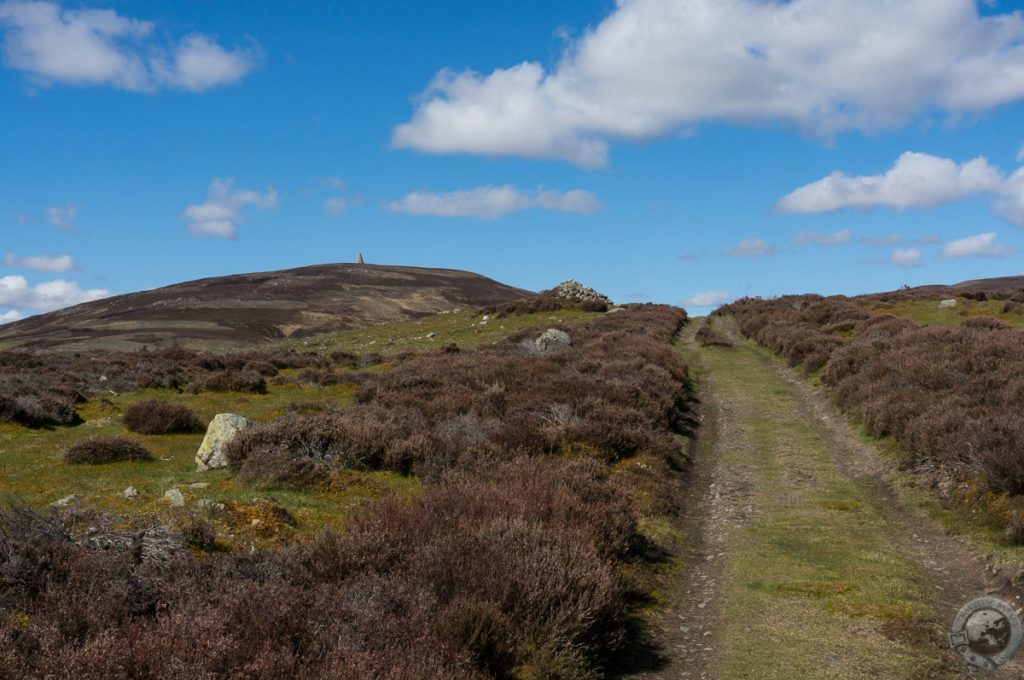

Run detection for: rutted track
[[629, 317, 1024, 679]]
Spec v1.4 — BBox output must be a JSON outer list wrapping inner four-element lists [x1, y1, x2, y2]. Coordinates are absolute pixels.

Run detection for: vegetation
[[123, 399, 206, 435], [718, 293, 1024, 539], [63, 435, 153, 465], [0, 304, 693, 678]]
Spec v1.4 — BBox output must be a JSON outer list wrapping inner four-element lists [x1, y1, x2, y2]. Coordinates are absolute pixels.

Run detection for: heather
[[718, 295, 1024, 511], [0, 304, 693, 678]]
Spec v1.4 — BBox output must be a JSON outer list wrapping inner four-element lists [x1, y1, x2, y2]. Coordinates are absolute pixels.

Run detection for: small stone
[[118, 486, 139, 499], [164, 488, 185, 507], [51, 494, 81, 507], [939, 298, 957, 308], [426, 332, 436, 339], [188, 482, 210, 489]]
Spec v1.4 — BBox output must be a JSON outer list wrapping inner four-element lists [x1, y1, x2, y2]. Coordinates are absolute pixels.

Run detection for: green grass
[[0, 308, 602, 543], [860, 297, 1024, 327], [275, 307, 602, 355]]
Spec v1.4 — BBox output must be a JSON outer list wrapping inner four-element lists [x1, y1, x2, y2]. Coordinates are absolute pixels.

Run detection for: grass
[[860, 297, 1024, 327], [0, 308, 602, 544], [678, 320, 958, 678], [275, 307, 602, 355]]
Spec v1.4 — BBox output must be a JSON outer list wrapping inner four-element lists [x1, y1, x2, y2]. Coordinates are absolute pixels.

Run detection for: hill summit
[[0, 263, 530, 353]]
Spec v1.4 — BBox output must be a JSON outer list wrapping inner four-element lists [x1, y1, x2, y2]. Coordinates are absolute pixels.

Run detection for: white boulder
[[196, 413, 254, 471]]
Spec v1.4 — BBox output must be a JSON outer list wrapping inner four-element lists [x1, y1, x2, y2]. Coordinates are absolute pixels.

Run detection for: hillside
[[0, 263, 530, 352]]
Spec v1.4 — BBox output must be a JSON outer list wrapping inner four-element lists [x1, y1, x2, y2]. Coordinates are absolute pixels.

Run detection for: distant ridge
[[0, 263, 531, 353]]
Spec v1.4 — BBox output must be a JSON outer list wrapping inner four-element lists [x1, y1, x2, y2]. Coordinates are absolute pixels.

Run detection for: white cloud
[[0, 1, 258, 92], [779, 151, 1024, 228], [889, 248, 922, 268], [0, 309, 24, 323], [911, 234, 942, 245], [793, 229, 851, 246], [778, 152, 1003, 213], [724, 238, 775, 258], [46, 202, 76, 230], [1018, 144, 1024, 163], [182, 178, 277, 239], [383, 185, 601, 220], [393, 0, 1024, 168], [684, 291, 731, 308], [4, 253, 73, 272], [0, 275, 109, 311], [941, 232, 1016, 258], [323, 197, 347, 216]]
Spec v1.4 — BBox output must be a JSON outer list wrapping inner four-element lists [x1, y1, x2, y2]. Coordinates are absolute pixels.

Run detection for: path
[[630, 316, 1024, 679]]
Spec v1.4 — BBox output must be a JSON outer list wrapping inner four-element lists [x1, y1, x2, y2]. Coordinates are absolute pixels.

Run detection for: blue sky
[[2, 0, 1024, 320]]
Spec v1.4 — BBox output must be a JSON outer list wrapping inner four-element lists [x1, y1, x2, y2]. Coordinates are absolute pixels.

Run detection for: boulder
[[939, 298, 958, 308], [535, 328, 572, 353], [118, 486, 139, 500], [196, 413, 254, 470]]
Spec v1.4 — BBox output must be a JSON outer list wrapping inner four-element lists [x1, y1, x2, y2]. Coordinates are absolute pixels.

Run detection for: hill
[[0, 263, 530, 352]]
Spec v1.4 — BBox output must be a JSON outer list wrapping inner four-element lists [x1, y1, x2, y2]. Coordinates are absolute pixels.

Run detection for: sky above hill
[[3, 0, 1024, 320]]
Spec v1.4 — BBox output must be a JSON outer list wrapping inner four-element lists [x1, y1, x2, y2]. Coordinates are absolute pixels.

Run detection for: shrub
[[122, 399, 205, 435], [63, 436, 152, 464], [189, 369, 266, 394]]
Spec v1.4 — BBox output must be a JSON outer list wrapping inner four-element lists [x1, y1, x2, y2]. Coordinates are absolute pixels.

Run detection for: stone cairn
[[550, 279, 612, 305]]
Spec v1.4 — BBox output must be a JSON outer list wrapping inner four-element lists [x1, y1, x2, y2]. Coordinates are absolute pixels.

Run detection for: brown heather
[[0, 303, 693, 678], [718, 295, 1024, 498]]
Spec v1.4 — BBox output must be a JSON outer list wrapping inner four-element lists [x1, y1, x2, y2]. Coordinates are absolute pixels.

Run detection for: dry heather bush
[[695, 324, 732, 348], [721, 294, 1024, 497], [0, 459, 646, 678], [123, 399, 205, 435], [188, 369, 266, 394], [63, 435, 153, 464]]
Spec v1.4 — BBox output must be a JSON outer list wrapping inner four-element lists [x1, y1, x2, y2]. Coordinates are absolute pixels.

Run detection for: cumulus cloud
[[4, 253, 73, 272], [383, 185, 601, 220], [684, 291, 731, 308], [0, 309, 24, 323], [393, 0, 1024, 167], [889, 248, 923, 268], [778, 152, 1003, 213], [941, 232, 1016, 258], [0, 1, 258, 92], [793, 229, 851, 246], [0, 275, 109, 312], [724, 238, 775, 258], [182, 178, 277, 239], [778, 151, 1024, 227], [46, 202, 76, 230]]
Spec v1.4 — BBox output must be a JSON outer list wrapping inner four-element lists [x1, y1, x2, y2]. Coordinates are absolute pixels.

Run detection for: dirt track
[[628, 316, 1024, 679]]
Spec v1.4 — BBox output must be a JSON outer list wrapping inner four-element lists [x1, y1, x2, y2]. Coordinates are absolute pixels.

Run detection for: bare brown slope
[[0, 263, 531, 352]]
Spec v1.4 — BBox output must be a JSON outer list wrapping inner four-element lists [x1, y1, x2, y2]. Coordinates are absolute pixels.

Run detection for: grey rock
[[50, 494, 81, 507], [534, 328, 572, 353], [188, 482, 210, 489], [939, 298, 958, 308], [140, 526, 186, 563], [118, 486, 139, 499], [196, 413, 254, 470], [163, 488, 185, 507]]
